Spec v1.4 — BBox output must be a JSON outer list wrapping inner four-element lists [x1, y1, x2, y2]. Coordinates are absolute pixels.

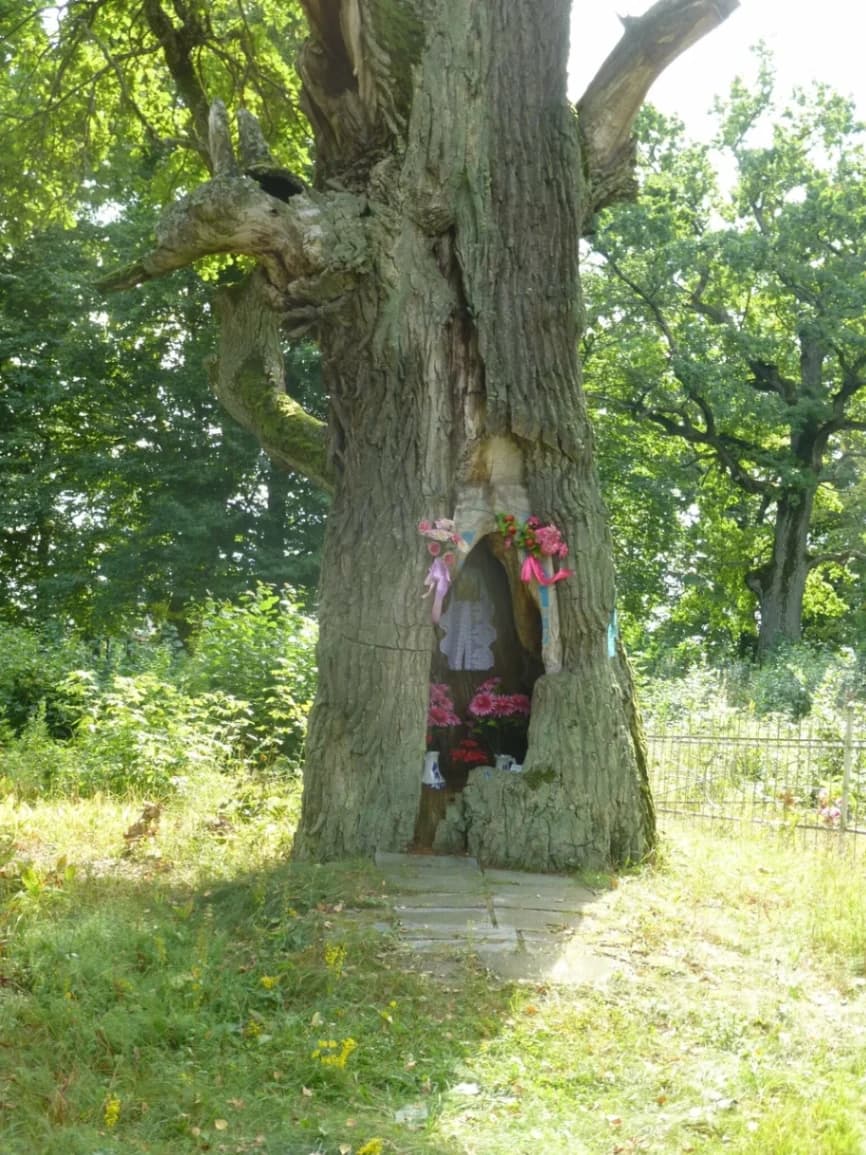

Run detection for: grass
[[1, 772, 866, 1155]]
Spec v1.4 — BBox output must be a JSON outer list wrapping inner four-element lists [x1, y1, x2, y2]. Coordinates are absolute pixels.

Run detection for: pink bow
[[520, 555, 574, 586], [423, 557, 452, 622]]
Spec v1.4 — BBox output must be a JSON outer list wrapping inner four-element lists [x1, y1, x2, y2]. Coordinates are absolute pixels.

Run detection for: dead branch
[[578, 0, 739, 214]]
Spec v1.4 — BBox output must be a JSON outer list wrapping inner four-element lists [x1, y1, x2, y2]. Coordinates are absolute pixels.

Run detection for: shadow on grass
[[0, 845, 521, 1155]]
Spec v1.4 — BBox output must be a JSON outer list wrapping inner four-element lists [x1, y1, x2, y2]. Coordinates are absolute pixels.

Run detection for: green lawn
[[1, 772, 865, 1154]]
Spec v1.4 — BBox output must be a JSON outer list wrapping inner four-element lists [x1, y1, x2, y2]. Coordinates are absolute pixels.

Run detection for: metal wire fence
[[645, 705, 866, 847]]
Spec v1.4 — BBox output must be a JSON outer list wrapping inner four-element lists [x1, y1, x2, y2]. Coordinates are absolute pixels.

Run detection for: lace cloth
[[438, 593, 497, 670]]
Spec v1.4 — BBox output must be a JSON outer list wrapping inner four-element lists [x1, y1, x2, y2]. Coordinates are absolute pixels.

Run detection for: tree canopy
[[0, 3, 328, 631], [0, 216, 327, 631], [584, 59, 866, 656]]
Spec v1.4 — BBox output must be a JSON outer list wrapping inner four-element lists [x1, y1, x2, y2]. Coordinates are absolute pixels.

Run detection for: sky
[[568, 0, 866, 140]]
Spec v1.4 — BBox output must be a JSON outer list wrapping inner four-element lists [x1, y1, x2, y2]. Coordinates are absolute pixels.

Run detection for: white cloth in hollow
[[438, 592, 496, 670]]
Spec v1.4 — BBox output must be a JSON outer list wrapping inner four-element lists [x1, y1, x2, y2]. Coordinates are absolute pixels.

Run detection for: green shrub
[[184, 585, 317, 764], [0, 624, 88, 737], [0, 707, 80, 798], [65, 673, 242, 797]]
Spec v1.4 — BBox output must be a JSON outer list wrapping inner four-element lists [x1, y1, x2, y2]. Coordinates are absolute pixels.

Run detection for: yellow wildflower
[[103, 1096, 121, 1129], [311, 1037, 357, 1068], [324, 943, 347, 975], [357, 1140, 384, 1155], [259, 975, 278, 989]]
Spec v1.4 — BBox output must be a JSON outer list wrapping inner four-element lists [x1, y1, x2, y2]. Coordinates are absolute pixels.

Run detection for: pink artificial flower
[[450, 533, 460, 544], [477, 677, 501, 692], [468, 690, 498, 717], [427, 683, 461, 727], [557, 544, 568, 558], [428, 541, 441, 556], [418, 519, 432, 533], [428, 704, 461, 728], [534, 525, 564, 556], [429, 682, 450, 705], [505, 693, 531, 716], [443, 551, 456, 566], [526, 516, 541, 528]]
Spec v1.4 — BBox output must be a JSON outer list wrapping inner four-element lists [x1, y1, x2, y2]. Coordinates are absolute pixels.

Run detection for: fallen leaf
[[339, 1145, 352, 1154], [214, 1118, 228, 1130], [301, 1087, 313, 1098], [606, 1115, 623, 1127]]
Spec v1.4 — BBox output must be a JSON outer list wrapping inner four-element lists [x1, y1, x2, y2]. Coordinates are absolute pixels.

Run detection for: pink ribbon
[[423, 557, 452, 623], [520, 555, 574, 586]]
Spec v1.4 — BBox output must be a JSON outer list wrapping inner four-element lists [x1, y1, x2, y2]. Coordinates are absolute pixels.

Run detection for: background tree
[[2, 0, 737, 869], [0, 217, 327, 634], [584, 64, 866, 658]]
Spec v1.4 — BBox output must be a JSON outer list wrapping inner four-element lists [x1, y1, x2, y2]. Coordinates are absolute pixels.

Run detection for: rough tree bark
[[102, 0, 737, 870]]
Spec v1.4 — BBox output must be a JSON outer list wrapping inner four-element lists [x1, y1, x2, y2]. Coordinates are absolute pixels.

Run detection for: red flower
[[451, 737, 492, 766], [428, 540, 441, 556]]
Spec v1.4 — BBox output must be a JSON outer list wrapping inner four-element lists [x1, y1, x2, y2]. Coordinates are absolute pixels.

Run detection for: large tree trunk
[[101, 0, 736, 871], [293, 0, 657, 869], [748, 486, 815, 658]]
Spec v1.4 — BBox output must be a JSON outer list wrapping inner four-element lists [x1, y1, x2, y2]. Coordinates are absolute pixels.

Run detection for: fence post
[[840, 701, 854, 834]]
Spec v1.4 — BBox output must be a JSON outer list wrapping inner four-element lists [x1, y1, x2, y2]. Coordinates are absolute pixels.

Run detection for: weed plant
[[0, 586, 317, 800]]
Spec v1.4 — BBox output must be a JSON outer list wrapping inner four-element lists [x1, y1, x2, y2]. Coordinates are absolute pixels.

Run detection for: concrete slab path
[[375, 851, 621, 986]]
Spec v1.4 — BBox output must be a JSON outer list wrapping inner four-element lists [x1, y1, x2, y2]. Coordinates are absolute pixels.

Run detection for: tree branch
[[96, 102, 363, 493], [601, 250, 679, 353], [297, 0, 423, 178], [208, 271, 334, 493], [142, 0, 212, 161], [633, 399, 774, 497], [747, 360, 799, 404], [807, 549, 866, 572], [97, 105, 367, 296], [578, 0, 739, 213]]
